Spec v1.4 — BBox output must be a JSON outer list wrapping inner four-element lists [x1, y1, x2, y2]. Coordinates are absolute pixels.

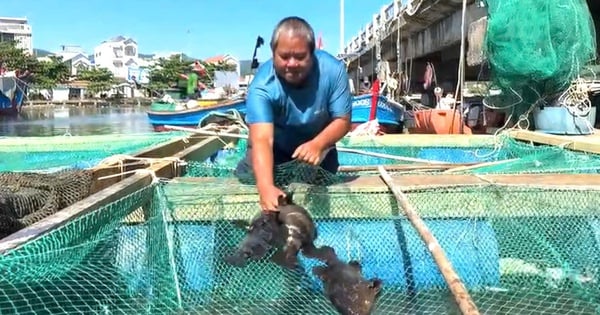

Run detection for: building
[[54, 45, 92, 76], [0, 17, 33, 54], [93, 35, 149, 79], [204, 54, 241, 77]]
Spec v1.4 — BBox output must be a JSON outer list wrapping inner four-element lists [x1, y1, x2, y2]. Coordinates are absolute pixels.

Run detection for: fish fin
[[269, 248, 289, 267], [348, 260, 363, 273], [302, 244, 337, 263], [348, 260, 361, 267], [368, 278, 383, 294]]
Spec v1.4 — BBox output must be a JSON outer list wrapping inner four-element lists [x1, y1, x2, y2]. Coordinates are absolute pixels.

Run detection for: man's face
[[273, 31, 313, 85]]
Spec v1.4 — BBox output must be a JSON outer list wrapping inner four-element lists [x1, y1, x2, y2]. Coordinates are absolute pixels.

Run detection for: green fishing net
[[483, 0, 597, 117], [0, 132, 598, 314]]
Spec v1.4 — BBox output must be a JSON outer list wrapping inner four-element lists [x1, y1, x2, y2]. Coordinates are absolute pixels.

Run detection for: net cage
[[0, 132, 186, 172], [0, 132, 599, 314], [187, 133, 600, 178]]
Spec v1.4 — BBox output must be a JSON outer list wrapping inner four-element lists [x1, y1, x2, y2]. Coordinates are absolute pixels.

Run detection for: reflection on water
[[0, 105, 153, 137]]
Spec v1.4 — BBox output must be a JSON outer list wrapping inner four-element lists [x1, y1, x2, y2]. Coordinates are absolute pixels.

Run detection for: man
[[179, 61, 207, 99], [235, 16, 352, 211]]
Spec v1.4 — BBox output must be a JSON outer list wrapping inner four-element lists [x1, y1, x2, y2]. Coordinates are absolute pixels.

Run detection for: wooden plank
[[136, 174, 600, 222], [88, 135, 206, 193], [342, 134, 497, 147], [0, 133, 176, 149], [508, 129, 600, 155], [89, 127, 240, 193], [145, 134, 239, 179], [169, 173, 600, 192], [0, 171, 154, 254], [338, 163, 476, 172], [157, 189, 598, 221], [132, 135, 207, 158]]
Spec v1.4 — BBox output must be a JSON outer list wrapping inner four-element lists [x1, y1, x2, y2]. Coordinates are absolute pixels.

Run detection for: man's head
[[270, 16, 315, 85]]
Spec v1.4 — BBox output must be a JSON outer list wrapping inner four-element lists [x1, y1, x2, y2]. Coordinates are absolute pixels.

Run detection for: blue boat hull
[[0, 77, 25, 116], [351, 94, 403, 126], [146, 99, 246, 131]]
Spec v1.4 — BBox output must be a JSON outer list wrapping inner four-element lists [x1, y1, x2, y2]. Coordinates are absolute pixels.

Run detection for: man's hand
[[292, 140, 327, 166], [257, 183, 286, 212]]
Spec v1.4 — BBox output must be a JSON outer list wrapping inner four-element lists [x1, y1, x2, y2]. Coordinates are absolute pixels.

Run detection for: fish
[[272, 193, 334, 269], [224, 192, 333, 270], [313, 249, 383, 315], [224, 211, 284, 267]]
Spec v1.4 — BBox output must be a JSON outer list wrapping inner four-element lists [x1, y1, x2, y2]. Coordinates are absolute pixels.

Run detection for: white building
[[93, 36, 149, 79], [0, 17, 33, 55], [205, 54, 241, 77], [54, 45, 92, 76]]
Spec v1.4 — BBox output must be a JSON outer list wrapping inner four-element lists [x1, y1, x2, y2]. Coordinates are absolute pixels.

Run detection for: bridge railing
[[343, 0, 412, 55]]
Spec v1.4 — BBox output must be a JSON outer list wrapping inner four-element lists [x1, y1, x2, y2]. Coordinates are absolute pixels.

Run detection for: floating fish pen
[[0, 131, 599, 314], [0, 132, 189, 172]]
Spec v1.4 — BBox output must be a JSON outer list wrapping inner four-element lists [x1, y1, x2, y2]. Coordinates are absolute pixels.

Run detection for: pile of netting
[[0, 132, 186, 172], [0, 169, 95, 239], [0, 162, 598, 314], [482, 0, 597, 120]]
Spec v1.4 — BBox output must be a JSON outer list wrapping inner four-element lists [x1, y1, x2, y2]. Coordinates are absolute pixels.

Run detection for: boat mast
[[339, 0, 344, 55]]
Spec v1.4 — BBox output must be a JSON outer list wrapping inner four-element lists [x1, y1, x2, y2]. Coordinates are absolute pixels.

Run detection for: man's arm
[[245, 85, 275, 188], [312, 64, 352, 149]]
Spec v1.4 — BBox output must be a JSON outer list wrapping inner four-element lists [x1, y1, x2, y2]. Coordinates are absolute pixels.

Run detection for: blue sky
[[2, 0, 392, 61]]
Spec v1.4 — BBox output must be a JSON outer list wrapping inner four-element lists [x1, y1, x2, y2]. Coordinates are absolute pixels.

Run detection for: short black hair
[[270, 16, 316, 54]]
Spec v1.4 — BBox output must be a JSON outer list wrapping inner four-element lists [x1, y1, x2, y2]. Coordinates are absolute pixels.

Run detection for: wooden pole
[[378, 166, 481, 315]]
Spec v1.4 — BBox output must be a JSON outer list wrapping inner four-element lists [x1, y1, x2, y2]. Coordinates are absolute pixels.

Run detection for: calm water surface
[[0, 105, 153, 137]]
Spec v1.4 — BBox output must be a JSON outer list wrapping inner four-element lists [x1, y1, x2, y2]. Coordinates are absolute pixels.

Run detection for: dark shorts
[[234, 144, 339, 186]]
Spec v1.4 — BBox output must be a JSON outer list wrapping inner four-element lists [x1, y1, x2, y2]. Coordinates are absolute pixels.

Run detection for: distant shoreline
[[22, 98, 153, 108]]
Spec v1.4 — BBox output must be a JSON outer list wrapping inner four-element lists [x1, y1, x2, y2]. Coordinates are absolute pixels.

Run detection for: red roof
[[204, 55, 226, 63]]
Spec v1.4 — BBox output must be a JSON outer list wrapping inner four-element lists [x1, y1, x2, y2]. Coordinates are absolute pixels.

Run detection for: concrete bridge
[[341, 0, 600, 105], [341, 0, 487, 103]]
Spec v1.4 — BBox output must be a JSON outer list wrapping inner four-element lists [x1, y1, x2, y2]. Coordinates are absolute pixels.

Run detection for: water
[[0, 105, 153, 137]]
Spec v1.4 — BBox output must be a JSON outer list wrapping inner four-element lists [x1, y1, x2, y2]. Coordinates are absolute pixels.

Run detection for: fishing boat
[[349, 77, 405, 135], [0, 75, 26, 116], [146, 96, 246, 132], [351, 93, 404, 134]]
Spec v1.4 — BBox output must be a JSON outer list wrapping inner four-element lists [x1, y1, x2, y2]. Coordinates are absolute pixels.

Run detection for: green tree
[[77, 67, 116, 96], [0, 41, 37, 71], [147, 55, 189, 92], [0, 41, 73, 95], [147, 54, 237, 93], [32, 56, 71, 96]]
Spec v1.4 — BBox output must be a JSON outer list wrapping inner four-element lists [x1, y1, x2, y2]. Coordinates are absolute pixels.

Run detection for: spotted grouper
[[224, 193, 333, 269], [272, 193, 334, 269], [224, 211, 284, 267], [313, 248, 383, 315]]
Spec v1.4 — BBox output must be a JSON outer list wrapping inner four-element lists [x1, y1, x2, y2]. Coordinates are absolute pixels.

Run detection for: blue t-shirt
[[245, 50, 352, 156]]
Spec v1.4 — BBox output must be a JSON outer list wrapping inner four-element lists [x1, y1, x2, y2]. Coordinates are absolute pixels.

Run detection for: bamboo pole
[[378, 166, 481, 315], [163, 125, 449, 164]]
